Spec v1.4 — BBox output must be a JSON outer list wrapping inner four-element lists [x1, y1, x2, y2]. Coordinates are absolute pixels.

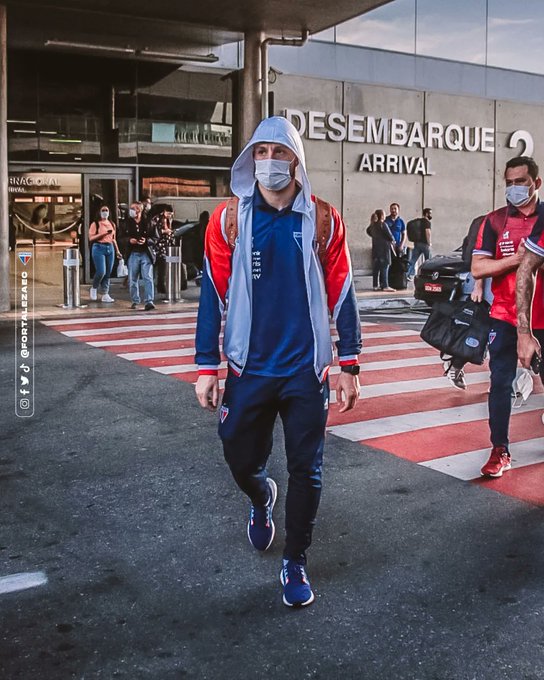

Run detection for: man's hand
[[470, 278, 484, 303], [195, 375, 219, 411], [517, 332, 541, 369], [336, 372, 360, 413]]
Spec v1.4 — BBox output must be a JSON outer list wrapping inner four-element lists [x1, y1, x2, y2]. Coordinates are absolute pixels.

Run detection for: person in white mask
[[194, 116, 361, 607], [471, 156, 544, 478], [88, 203, 122, 302]]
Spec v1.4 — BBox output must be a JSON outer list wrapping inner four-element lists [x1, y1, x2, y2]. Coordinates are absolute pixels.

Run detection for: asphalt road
[[1, 317, 544, 680]]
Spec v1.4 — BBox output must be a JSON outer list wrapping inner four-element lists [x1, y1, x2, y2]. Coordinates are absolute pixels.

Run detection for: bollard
[[165, 245, 183, 302], [62, 247, 82, 308]]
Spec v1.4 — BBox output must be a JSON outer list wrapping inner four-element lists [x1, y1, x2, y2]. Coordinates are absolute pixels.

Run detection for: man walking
[[195, 116, 361, 607], [472, 156, 544, 478], [407, 207, 432, 280]]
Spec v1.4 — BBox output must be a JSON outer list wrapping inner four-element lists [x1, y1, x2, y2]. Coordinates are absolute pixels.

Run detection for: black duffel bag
[[420, 298, 491, 365]]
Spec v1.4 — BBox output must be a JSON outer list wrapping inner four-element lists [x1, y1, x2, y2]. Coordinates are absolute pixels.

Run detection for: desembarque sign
[[283, 109, 533, 176]]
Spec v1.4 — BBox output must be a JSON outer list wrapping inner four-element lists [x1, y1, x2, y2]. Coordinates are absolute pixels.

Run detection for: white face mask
[[100, 210, 109, 219], [505, 183, 534, 207], [129, 208, 137, 218], [255, 158, 294, 191]]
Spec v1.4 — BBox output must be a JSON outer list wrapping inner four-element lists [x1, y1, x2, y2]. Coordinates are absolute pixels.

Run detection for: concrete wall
[[272, 72, 544, 271]]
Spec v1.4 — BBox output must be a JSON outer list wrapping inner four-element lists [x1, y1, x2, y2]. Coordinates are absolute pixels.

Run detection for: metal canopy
[[5, 0, 393, 54]]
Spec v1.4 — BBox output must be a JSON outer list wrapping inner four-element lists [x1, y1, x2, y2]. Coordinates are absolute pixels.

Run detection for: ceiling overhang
[[5, 0, 393, 58]]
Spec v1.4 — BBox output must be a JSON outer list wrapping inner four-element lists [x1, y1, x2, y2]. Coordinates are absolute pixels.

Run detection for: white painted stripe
[[420, 437, 544, 481], [42, 311, 198, 325], [360, 355, 441, 371], [153, 361, 227, 374], [119, 347, 195, 360], [88, 333, 199, 347], [61, 323, 198, 337], [331, 371, 489, 402], [362, 341, 428, 354], [358, 329, 420, 339], [206, 370, 490, 397], [153, 354, 444, 376], [119, 340, 428, 361], [328, 394, 544, 441], [0, 571, 48, 595]]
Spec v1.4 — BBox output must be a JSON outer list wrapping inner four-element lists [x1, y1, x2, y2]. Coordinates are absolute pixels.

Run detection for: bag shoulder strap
[[224, 194, 332, 268], [314, 195, 332, 267]]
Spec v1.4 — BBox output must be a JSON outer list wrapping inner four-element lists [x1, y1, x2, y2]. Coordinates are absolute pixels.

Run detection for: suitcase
[[389, 254, 408, 290]]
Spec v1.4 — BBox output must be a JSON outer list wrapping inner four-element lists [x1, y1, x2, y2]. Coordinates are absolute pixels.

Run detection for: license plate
[[424, 283, 442, 292]]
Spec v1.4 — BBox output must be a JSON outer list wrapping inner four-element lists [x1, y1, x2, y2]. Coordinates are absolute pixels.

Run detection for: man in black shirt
[[126, 202, 156, 311], [407, 208, 432, 280]]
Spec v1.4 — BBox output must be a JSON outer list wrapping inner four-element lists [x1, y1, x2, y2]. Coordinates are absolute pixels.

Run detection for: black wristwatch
[[340, 364, 360, 376]]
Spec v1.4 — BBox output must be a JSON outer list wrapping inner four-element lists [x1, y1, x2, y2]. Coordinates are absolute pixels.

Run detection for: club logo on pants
[[220, 405, 229, 423]]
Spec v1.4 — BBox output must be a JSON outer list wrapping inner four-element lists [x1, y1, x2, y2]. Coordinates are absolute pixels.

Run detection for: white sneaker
[[101, 294, 115, 303], [447, 366, 467, 390], [89, 287, 97, 301]]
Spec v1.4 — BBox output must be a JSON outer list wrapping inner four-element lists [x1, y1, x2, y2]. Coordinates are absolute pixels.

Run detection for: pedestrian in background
[[385, 202, 407, 254], [126, 201, 156, 311], [152, 204, 176, 300], [407, 207, 432, 280], [195, 116, 361, 608], [88, 203, 121, 303], [366, 209, 395, 291]]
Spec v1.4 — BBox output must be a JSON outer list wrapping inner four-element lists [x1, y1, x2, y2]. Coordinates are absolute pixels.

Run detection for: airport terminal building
[[3, 0, 544, 299]]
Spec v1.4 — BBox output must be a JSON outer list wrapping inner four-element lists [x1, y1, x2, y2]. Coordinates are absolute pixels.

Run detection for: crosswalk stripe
[[88, 333, 198, 347], [420, 437, 544, 481], [62, 323, 198, 337], [41, 311, 199, 325], [327, 395, 544, 442]]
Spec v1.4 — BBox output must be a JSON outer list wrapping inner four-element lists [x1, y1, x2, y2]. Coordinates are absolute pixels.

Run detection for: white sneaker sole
[[246, 478, 277, 551], [481, 463, 511, 478], [280, 568, 315, 607]]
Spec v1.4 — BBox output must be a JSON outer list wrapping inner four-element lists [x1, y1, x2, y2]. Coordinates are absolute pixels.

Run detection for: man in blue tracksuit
[[195, 116, 361, 607]]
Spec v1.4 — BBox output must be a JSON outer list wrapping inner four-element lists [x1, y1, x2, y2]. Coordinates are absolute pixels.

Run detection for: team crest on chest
[[293, 231, 303, 253]]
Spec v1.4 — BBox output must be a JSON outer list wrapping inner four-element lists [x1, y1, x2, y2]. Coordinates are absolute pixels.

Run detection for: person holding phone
[[126, 201, 156, 311], [88, 204, 121, 303]]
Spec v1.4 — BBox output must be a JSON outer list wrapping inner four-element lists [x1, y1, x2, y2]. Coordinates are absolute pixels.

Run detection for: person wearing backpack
[[406, 208, 432, 280], [194, 116, 361, 608], [473, 155, 544, 478]]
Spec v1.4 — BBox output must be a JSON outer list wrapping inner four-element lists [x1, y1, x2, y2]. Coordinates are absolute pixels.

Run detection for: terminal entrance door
[[82, 171, 134, 284]]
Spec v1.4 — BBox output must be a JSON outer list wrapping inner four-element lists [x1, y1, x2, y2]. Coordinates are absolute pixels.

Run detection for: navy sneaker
[[247, 478, 277, 551], [280, 559, 315, 607]]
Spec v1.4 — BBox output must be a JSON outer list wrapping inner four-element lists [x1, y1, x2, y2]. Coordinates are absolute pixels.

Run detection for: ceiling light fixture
[[138, 49, 218, 63], [45, 39, 134, 54]]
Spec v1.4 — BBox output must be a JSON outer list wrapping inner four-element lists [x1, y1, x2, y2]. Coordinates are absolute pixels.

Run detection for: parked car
[[413, 247, 469, 305]]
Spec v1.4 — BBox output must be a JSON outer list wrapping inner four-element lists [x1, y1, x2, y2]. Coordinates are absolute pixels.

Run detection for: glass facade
[[315, 0, 544, 76], [8, 51, 233, 169]]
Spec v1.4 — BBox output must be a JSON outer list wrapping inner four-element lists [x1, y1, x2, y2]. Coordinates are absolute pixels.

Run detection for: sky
[[316, 0, 544, 75]]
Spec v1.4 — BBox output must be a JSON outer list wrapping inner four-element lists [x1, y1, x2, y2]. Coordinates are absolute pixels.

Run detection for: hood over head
[[230, 116, 312, 211]]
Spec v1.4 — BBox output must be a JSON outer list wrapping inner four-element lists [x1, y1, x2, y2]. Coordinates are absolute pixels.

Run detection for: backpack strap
[[225, 197, 239, 250], [314, 196, 332, 267], [224, 194, 332, 268]]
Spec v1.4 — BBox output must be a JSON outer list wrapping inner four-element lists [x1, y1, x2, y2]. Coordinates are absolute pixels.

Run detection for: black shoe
[[144, 302, 155, 311], [130, 302, 138, 310]]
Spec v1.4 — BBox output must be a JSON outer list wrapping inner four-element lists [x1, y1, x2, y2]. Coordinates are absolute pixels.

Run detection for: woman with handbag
[[366, 209, 396, 292], [88, 204, 122, 303]]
